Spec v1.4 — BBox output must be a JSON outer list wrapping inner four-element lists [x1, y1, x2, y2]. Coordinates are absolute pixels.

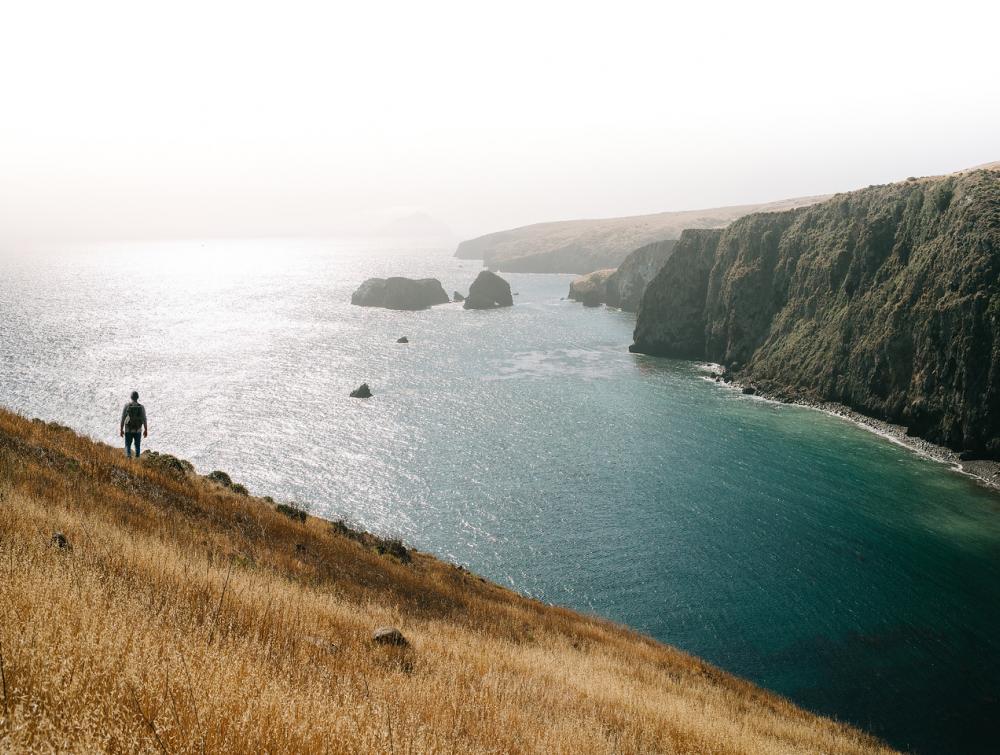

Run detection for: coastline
[[696, 364, 1000, 496]]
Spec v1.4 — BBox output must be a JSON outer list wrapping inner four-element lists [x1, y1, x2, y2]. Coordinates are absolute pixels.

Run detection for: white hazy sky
[[1, 0, 998, 243]]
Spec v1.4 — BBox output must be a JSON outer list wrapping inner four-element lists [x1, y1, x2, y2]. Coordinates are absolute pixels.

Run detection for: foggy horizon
[[2, 0, 998, 246]]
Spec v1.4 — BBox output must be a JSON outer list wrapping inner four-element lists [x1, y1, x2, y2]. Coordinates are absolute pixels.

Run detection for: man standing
[[120, 390, 148, 458]]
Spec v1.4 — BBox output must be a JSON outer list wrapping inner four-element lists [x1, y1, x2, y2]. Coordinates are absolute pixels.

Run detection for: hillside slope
[[455, 195, 828, 274], [0, 408, 891, 753], [632, 169, 1000, 456]]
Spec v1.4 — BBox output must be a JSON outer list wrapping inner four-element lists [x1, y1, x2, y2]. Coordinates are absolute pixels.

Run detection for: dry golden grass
[[0, 408, 895, 753]]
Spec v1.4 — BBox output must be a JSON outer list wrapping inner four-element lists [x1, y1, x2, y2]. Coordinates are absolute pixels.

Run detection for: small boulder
[[350, 383, 372, 398], [396, 336, 409, 344], [372, 626, 408, 647], [742, 386, 757, 395], [464, 271, 513, 310], [51, 531, 70, 549], [276, 503, 307, 523], [208, 470, 233, 487]]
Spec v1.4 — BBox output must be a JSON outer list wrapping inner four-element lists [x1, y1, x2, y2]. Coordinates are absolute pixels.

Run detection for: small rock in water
[[51, 531, 70, 549], [350, 383, 372, 398], [372, 626, 408, 646], [453, 291, 465, 302], [397, 336, 409, 343], [463, 271, 513, 309]]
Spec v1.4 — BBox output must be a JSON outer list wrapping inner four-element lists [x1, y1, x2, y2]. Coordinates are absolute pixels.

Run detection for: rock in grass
[[51, 531, 70, 549], [231, 483, 249, 496], [374, 537, 411, 564], [141, 450, 193, 477], [372, 627, 408, 646], [208, 470, 233, 487], [276, 503, 307, 523], [350, 383, 372, 398]]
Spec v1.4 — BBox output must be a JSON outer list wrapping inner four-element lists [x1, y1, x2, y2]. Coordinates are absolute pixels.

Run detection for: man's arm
[[119, 405, 126, 437], [143, 406, 148, 438]]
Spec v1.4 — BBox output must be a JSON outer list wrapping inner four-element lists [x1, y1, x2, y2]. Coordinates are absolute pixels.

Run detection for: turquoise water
[[2, 241, 999, 753]]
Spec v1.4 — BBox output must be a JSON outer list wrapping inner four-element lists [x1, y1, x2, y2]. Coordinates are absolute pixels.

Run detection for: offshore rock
[[453, 291, 465, 302], [350, 383, 372, 399], [568, 269, 615, 306], [463, 271, 513, 309], [351, 277, 450, 310], [632, 169, 1000, 456]]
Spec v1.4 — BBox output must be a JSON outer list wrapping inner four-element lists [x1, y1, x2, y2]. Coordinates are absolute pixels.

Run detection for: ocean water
[[2, 240, 999, 753]]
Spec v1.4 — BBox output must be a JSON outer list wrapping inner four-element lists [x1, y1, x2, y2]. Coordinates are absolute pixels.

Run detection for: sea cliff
[[632, 169, 1000, 456]]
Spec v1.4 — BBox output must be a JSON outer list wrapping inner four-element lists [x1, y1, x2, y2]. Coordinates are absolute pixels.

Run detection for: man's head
[[131, 391, 139, 402]]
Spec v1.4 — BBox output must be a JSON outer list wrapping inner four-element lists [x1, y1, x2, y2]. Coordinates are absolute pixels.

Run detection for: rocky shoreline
[[701, 365, 1000, 495]]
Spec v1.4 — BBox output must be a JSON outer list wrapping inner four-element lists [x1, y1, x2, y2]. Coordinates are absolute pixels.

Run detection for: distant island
[[455, 195, 829, 274]]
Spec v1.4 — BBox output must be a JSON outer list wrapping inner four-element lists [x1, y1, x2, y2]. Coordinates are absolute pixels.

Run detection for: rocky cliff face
[[605, 239, 677, 312], [568, 269, 616, 306], [632, 170, 1000, 455]]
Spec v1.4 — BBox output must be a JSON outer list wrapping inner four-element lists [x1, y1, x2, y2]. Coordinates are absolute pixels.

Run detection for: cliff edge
[[632, 169, 1000, 456]]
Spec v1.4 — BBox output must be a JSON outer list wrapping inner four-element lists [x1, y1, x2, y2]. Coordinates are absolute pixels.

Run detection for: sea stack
[[351, 277, 450, 310], [463, 271, 513, 310]]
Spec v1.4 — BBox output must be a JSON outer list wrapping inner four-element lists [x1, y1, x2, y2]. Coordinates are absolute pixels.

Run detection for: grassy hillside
[[455, 196, 829, 274], [0, 408, 893, 753]]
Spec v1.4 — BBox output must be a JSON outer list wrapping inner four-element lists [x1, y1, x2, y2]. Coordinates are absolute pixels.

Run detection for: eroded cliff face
[[632, 170, 1000, 455], [606, 239, 677, 312], [630, 230, 722, 358], [568, 269, 616, 306]]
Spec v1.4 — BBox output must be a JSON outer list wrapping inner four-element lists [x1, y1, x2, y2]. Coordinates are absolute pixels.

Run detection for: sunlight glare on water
[[2, 239, 999, 753]]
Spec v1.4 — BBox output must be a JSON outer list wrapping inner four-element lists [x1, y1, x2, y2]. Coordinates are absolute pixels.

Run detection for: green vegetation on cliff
[[632, 169, 1000, 455]]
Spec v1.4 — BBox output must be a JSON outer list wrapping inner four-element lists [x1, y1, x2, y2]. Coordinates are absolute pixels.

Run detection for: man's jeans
[[125, 431, 142, 458]]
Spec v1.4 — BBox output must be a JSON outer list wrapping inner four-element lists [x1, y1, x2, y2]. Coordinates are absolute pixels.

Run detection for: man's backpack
[[126, 403, 144, 431]]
